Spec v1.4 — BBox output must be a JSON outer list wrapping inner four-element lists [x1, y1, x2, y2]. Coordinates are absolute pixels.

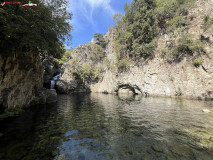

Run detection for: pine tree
[[125, 0, 158, 58]]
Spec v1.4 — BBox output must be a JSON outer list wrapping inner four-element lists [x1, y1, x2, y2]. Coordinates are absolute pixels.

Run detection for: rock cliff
[[58, 0, 213, 100], [0, 52, 57, 113]]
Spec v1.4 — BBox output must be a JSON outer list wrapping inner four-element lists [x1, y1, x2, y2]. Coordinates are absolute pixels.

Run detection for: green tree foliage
[[113, 19, 128, 60], [0, 0, 72, 58], [90, 44, 105, 61], [156, 0, 195, 30], [93, 33, 106, 48], [71, 63, 102, 83], [176, 34, 204, 54], [114, 0, 158, 60], [193, 57, 202, 67], [113, 13, 122, 24], [112, 0, 197, 63], [167, 34, 204, 62], [168, 16, 189, 31], [54, 49, 71, 65], [116, 59, 129, 73]]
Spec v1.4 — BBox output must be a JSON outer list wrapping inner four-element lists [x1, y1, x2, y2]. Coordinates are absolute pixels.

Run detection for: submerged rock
[[45, 89, 57, 103], [0, 133, 3, 137], [151, 145, 164, 152], [170, 144, 195, 159], [141, 154, 150, 160]]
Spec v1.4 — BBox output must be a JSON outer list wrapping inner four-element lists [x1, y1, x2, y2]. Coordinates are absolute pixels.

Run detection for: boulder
[[55, 80, 69, 94]]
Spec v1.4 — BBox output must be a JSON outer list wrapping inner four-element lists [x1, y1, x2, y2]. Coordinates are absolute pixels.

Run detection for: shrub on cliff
[[168, 16, 189, 32], [193, 57, 202, 67], [116, 59, 129, 73], [70, 61, 102, 83], [156, 0, 195, 30], [177, 34, 204, 54], [203, 15, 213, 31], [166, 34, 204, 62], [54, 49, 71, 65], [93, 33, 106, 48], [0, 0, 72, 58], [90, 44, 105, 61]]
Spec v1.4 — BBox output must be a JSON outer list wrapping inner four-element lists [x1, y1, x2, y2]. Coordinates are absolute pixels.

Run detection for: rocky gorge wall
[[58, 0, 213, 100], [0, 52, 57, 113]]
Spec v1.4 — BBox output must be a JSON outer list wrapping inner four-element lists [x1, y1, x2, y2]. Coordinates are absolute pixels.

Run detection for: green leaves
[[71, 64, 102, 83], [166, 34, 205, 62], [90, 44, 105, 61], [113, 13, 122, 24], [114, 0, 158, 60], [93, 33, 106, 48], [0, 0, 72, 58]]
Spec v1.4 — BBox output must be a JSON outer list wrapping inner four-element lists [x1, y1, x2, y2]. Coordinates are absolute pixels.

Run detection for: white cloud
[[68, 0, 115, 31]]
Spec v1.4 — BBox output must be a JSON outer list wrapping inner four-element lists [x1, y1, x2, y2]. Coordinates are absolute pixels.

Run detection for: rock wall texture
[[58, 0, 213, 100], [0, 52, 57, 113], [41, 54, 61, 88]]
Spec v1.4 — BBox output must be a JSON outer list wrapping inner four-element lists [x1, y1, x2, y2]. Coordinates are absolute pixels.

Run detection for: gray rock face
[[40, 53, 62, 88], [41, 54, 61, 88], [0, 52, 58, 113], [0, 52, 44, 113], [56, 80, 69, 94]]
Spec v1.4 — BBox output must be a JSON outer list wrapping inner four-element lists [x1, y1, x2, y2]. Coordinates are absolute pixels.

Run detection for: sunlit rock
[[202, 109, 211, 113]]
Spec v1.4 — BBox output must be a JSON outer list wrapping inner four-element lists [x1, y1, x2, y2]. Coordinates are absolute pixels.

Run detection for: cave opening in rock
[[116, 84, 142, 95]]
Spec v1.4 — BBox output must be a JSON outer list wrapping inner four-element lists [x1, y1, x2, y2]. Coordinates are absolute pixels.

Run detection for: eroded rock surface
[[0, 52, 58, 113]]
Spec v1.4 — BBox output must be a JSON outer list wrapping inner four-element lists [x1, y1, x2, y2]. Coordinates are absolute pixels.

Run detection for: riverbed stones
[[141, 154, 150, 160], [151, 145, 164, 152], [131, 129, 143, 136], [169, 144, 195, 159]]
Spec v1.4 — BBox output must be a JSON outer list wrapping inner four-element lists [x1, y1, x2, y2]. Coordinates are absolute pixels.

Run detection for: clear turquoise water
[[0, 93, 213, 160]]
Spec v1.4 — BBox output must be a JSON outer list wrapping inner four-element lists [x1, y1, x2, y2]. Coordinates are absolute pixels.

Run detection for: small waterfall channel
[[50, 73, 61, 89]]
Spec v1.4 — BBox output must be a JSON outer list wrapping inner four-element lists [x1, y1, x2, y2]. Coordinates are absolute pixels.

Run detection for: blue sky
[[67, 0, 133, 49]]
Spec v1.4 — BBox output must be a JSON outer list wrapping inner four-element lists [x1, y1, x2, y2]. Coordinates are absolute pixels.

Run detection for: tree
[[0, 0, 72, 58], [93, 33, 106, 48], [118, 0, 158, 59], [113, 13, 122, 24]]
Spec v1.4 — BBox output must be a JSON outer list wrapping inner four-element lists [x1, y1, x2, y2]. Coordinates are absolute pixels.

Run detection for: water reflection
[[0, 94, 213, 160]]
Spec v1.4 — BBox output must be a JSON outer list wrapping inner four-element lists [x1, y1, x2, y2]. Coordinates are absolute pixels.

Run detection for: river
[[0, 94, 213, 160]]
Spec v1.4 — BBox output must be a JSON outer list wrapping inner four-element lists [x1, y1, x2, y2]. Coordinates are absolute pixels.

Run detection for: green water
[[0, 93, 213, 160]]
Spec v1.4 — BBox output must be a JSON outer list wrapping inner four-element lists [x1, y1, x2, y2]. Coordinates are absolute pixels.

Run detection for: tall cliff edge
[[58, 0, 213, 100]]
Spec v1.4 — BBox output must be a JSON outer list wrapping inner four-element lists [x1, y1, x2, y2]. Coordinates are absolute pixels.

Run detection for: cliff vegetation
[[59, 0, 213, 99]]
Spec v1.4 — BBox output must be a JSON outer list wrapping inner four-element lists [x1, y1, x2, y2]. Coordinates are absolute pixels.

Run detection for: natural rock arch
[[115, 84, 143, 95]]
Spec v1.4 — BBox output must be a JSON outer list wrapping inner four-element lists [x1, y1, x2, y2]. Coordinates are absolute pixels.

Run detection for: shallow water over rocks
[[0, 94, 213, 160]]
